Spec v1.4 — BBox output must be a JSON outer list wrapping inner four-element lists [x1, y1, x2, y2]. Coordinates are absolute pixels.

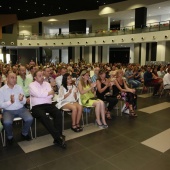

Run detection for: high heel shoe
[[95, 120, 104, 129], [102, 124, 108, 129]]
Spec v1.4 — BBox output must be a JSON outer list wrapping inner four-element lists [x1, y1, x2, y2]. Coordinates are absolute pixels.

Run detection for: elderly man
[[29, 70, 66, 149], [0, 72, 33, 144]]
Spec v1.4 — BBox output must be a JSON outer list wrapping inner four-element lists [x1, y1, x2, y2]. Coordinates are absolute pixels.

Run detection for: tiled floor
[[0, 93, 170, 170]]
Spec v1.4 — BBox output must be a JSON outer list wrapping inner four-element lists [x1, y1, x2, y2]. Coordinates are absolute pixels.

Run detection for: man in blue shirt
[[0, 72, 33, 144]]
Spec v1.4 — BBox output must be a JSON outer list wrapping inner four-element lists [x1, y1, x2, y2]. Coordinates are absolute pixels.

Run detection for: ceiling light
[[59, 7, 60, 9], [0, 6, 2, 7], [159, 7, 161, 9], [26, 10, 28, 12], [43, 4, 45, 6], [42, 13, 43, 14], [49, 14, 51, 15], [18, 9, 20, 10], [66, 9, 68, 11], [9, 7, 11, 9], [34, 12, 36, 13], [48, 19, 58, 22], [35, 2, 37, 4], [25, 0, 27, 2]]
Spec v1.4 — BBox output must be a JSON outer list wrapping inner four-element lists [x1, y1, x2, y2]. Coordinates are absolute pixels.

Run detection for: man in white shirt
[[0, 72, 33, 144], [163, 68, 170, 89], [29, 70, 66, 149], [55, 67, 67, 89]]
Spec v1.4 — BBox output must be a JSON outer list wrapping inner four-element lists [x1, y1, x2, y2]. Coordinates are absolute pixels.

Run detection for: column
[[95, 46, 99, 62], [135, 7, 147, 28], [129, 44, 134, 63], [74, 47, 80, 63], [156, 41, 166, 61], [102, 46, 109, 63], [83, 46, 92, 63], [141, 43, 146, 65]]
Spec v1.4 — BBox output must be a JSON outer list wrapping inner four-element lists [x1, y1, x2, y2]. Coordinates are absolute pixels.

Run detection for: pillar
[[74, 46, 80, 63], [156, 41, 166, 61], [130, 44, 135, 63], [102, 46, 109, 63], [141, 43, 146, 65]]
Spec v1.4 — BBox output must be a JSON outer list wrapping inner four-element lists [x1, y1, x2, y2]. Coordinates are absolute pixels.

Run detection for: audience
[[96, 70, 118, 119], [56, 73, 83, 132], [55, 67, 67, 89], [78, 70, 108, 129], [113, 70, 137, 117], [29, 70, 66, 149], [0, 72, 33, 144]]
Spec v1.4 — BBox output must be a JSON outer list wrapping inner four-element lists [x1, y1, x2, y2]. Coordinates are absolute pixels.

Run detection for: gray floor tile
[[38, 149, 103, 170], [88, 135, 137, 159], [85, 160, 120, 170], [107, 144, 161, 170]]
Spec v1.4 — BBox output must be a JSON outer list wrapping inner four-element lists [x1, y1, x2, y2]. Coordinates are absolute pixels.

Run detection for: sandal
[[129, 110, 138, 117], [71, 125, 80, 132], [106, 112, 112, 120], [76, 124, 83, 131]]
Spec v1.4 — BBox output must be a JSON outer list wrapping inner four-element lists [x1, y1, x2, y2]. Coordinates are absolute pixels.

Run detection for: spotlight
[[70, 42, 72, 44], [61, 42, 64, 45], [86, 41, 88, 44], [121, 39, 124, 42], [141, 37, 144, 40], [112, 40, 114, 42], [94, 41, 97, 43], [153, 36, 156, 39], [53, 43, 56, 45], [29, 43, 31, 45], [103, 40, 105, 43], [131, 38, 134, 41], [10, 42, 14, 45], [1, 42, 5, 45], [20, 43, 22, 45], [45, 43, 48, 45], [77, 42, 80, 44], [37, 43, 39, 45], [165, 35, 168, 39]]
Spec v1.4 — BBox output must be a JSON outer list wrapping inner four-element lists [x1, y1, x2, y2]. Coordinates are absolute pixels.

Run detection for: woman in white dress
[[56, 73, 83, 132]]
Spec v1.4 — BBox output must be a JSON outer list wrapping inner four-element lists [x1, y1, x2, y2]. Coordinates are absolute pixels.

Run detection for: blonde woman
[[78, 70, 108, 129]]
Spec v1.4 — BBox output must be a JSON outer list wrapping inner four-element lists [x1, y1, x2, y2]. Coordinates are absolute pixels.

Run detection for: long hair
[[79, 70, 90, 88], [62, 73, 70, 91], [97, 69, 106, 82]]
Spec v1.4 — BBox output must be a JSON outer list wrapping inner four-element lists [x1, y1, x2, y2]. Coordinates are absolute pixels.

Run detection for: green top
[[80, 85, 95, 106], [17, 76, 32, 97]]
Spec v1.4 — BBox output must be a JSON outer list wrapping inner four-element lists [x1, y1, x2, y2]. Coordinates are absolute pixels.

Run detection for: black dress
[[112, 79, 137, 110], [96, 81, 118, 112]]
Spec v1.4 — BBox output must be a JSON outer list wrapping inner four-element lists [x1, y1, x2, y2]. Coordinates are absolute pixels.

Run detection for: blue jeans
[[2, 107, 33, 139], [128, 80, 141, 88]]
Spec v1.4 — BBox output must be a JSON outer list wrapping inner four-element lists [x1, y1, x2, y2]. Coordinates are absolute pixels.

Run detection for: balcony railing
[[18, 20, 170, 40]]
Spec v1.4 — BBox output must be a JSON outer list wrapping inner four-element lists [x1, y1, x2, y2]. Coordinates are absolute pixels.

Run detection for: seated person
[[0, 72, 33, 144], [56, 73, 83, 132], [78, 70, 108, 129], [125, 65, 141, 88], [113, 70, 137, 117], [96, 70, 118, 119], [163, 68, 170, 89], [144, 66, 162, 96], [29, 70, 66, 149]]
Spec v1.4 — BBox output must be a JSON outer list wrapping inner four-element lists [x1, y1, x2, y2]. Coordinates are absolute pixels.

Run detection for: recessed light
[[159, 7, 161, 9], [0, 6, 2, 7], [43, 4, 45, 6], [34, 12, 36, 13], [26, 10, 28, 12], [9, 7, 11, 9], [42, 13, 43, 14], [35, 2, 37, 4], [59, 7, 60, 9], [49, 14, 51, 15], [18, 9, 20, 10], [66, 9, 68, 10], [25, 0, 27, 2]]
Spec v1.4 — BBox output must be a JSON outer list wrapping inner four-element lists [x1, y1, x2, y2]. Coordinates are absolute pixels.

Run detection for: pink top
[[29, 81, 53, 107]]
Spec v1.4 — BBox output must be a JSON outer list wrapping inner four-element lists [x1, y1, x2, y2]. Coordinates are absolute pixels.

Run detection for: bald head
[[7, 72, 17, 87]]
